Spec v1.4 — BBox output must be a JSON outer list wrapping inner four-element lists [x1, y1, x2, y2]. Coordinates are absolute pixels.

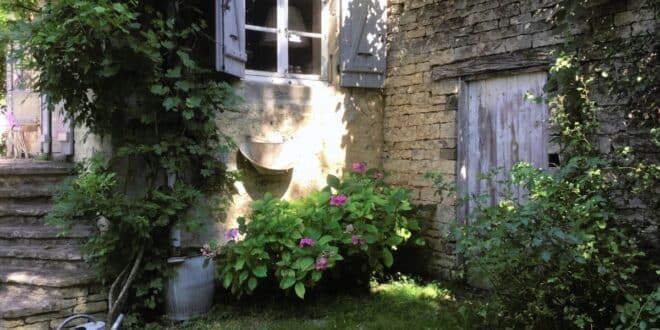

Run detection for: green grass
[[166, 279, 484, 330]]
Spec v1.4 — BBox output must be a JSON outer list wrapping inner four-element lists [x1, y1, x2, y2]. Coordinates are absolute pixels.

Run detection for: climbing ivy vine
[[5, 0, 239, 326]]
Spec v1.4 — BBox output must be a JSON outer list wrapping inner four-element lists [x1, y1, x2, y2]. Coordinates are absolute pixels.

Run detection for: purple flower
[[224, 228, 239, 241], [299, 237, 315, 247], [373, 171, 384, 179], [330, 194, 347, 206], [351, 235, 365, 245], [352, 162, 367, 173], [315, 256, 328, 270]]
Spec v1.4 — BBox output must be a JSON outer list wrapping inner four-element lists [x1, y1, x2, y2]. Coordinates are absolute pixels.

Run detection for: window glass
[[246, 30, 277, 72], [289, 36, 321, 75], [246, 0, 277, 28], [289, 0, 321, 33]]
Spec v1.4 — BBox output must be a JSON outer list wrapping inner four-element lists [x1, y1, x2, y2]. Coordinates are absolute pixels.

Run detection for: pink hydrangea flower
[[351, 235, 366, 245], [352, 162, 367, 173], [315, 256, 328, 270], [330, 194, 347, 206], [224, 228, 239, 240], [373, 171, 384, 179], [299, 237, 315, 247]]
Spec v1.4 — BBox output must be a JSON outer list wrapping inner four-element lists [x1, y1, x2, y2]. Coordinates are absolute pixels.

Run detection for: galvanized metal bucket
[[165, 256, 215, 321]]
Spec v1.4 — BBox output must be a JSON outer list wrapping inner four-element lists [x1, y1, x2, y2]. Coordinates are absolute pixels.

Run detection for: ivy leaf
[[162, 97, 181, 111], [541, 250, 551, 262], [382, 248, 393, 268], [177, 50, 196, 68], [150, 84, 170, 96], [252, 265, 267, 278], [186, 96, 202, 108], [165, 67, 182, 78], [294, 282, 306, 299], [175, 80, 193, 92]]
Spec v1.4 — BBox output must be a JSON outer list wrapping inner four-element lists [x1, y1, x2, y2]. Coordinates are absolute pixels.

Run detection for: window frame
[[244, 0, 329, 82]]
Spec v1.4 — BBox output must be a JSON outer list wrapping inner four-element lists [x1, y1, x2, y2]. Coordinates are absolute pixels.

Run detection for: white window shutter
[[215, 0, 246, 78], [340, 0, 387, 88]]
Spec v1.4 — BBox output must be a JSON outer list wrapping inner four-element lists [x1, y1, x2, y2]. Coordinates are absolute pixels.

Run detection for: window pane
[[288, 35, 321, 75], [289, 0, 321, 33], [246, 0, 277, 28], [246, 30, 277, 72]]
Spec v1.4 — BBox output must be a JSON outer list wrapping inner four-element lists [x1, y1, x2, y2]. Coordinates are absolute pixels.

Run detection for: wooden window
[[243, 0, 326, 80]]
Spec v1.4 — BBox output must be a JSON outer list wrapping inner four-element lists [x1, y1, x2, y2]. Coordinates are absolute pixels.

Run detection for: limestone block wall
[[384, 0, 656, 277]]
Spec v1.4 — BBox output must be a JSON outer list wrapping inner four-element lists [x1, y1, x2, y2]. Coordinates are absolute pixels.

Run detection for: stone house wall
[[383, 0, 656, 277]]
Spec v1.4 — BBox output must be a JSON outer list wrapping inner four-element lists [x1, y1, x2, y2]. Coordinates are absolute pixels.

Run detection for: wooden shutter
[[215, 0, 246, 77], [340, 0, 387, 88]]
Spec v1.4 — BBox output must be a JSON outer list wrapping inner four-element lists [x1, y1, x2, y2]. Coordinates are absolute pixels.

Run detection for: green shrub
[[216, 164, 423, 299], [443, 158, 653, 328], [48, 156, 205, 315]]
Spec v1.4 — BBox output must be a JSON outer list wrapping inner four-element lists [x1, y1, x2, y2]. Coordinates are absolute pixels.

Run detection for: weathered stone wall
[[384, 0, 656, 277]]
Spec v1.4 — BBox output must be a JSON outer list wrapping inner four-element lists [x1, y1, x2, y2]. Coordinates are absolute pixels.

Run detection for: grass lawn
[[167, 278, 484, 330]]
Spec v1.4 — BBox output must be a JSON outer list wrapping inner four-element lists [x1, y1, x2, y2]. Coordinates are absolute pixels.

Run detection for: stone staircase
[[0, 160, 105, 330]]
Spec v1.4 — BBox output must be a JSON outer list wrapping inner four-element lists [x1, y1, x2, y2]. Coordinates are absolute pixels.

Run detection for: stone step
[[0, 200, 51, 217], [0, 159, 73, 176], [0, 284, 105, 321], [0, 185, 60, 199], [0, 216, 48, 226], [0, 243, 84, 261], [0, 224, 92, 239], [0, 266, 96, 288], [0, 257, 87, 272]]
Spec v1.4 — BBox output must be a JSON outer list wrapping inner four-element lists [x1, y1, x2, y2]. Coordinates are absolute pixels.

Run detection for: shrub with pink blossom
[[216, 163, 423, 299]]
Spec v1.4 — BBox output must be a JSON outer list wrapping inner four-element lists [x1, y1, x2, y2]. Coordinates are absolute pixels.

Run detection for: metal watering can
[[56, 314, 124, 330]]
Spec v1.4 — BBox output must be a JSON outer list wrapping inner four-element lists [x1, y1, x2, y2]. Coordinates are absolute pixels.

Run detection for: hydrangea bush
[[216, 163, 423, 298]]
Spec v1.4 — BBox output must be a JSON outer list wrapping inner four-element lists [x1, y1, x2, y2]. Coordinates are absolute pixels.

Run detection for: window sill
[[244, 70, 329, 88]]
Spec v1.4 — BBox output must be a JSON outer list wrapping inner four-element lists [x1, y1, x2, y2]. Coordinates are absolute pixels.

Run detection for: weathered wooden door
[[457, 72, 548, 222]]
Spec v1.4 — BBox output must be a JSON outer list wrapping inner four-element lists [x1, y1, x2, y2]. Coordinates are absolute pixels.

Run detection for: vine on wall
[[6, 0, 239, 325]]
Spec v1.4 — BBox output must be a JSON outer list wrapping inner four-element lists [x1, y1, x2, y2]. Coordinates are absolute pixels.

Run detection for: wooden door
[[457, 72, 548, 222]]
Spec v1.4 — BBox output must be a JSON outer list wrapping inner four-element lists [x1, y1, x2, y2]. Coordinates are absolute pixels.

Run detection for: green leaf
[[280, 277, 296, 289], [150, 84, 170, 96], [248, 277, 257, 291], [541, 251, 551, 262], [318, 235, 333, 245], [175, 80, 193, 91], [386, 235, 404, 246], [234, 258, 245, 271], [162, 97, 181, 110], [294, 282, 306, 299], [293, 257, 315, 270], [327, 175, 341, 189], [222, 273, 233, 289], [177, 50, 196, 68], [165, 67, 182, 78], [186, 96, 202, 108], [252, 265, 267, 278], [382, 248, 393, 268], [239, 271, 248, 284]]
